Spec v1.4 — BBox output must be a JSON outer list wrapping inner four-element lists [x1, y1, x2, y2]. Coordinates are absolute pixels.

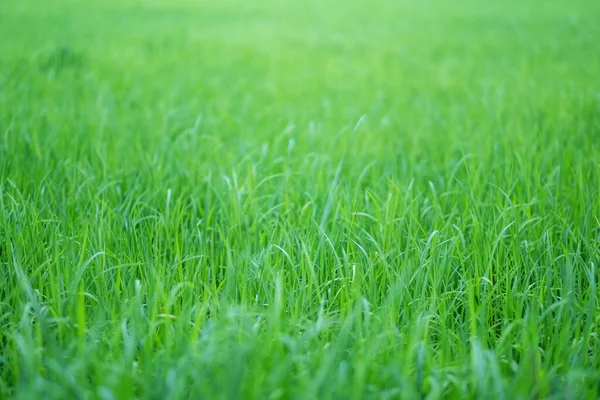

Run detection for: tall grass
[[1, 0, 599, 398]]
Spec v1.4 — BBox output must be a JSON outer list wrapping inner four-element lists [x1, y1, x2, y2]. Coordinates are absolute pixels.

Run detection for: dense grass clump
[[1, 0, 599, 398]]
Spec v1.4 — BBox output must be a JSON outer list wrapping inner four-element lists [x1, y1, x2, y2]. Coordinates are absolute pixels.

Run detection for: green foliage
[[1, 0, 599, 398]]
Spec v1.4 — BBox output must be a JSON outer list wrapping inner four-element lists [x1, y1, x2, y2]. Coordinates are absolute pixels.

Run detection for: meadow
[[1, 0, 599, 398]]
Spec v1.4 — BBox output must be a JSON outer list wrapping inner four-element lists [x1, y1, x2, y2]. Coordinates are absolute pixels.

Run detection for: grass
[[1, 0, 600, 398]]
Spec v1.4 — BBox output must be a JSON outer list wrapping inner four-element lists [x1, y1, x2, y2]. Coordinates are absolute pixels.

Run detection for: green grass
[[1, 0, 600, 398]]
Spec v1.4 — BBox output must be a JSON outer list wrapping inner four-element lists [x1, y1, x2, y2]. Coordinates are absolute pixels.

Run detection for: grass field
[[1, 0, 600, 398]]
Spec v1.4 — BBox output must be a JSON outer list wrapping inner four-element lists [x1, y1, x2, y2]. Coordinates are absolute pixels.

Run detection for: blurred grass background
[[1, 0, 599, 398]]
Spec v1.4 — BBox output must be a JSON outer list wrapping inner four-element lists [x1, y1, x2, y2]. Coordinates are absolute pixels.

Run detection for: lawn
[[1, 0, 599, 398]]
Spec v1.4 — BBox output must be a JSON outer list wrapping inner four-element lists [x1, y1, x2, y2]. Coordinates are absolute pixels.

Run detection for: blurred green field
[[1, 0, 600, 398]]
